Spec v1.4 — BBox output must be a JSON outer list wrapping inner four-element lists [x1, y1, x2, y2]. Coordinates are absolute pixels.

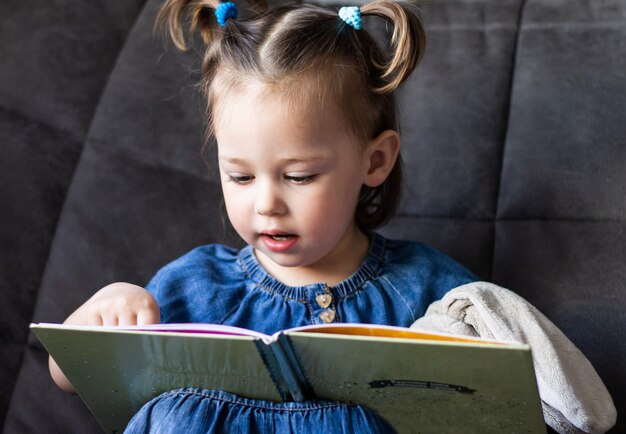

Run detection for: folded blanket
[[411, 281, 616, 434]]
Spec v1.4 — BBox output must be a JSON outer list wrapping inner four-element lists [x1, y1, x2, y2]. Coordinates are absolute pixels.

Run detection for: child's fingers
[[100, 312, 121, 326], [137, 307, 160, 325], [86, 311, 104, 326], [80, 286, 159, 326], [117, 312, 138, 326]]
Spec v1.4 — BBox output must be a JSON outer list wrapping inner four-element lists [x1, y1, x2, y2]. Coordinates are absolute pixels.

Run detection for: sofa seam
[[490, 0, 528, 280], [392, 214, 626, 223], [0, 104, 84, 144], [88, 135, 214, 184]]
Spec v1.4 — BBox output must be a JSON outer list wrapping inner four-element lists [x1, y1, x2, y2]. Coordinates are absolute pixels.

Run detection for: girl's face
[[215, 82, 371, 281]]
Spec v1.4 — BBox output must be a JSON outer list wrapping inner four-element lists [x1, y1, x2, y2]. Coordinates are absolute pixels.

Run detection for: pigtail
[[360, 0, 426, 93], [156, 0, 270, 50], [155, 0, 219, 50]]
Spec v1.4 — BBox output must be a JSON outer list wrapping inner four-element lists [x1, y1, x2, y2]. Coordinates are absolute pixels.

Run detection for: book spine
[[271, 333, 315, 402], [253, 340, 292, 402]]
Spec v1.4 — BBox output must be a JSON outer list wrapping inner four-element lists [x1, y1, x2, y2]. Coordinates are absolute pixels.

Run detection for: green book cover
[[31, 323, 546, 434]]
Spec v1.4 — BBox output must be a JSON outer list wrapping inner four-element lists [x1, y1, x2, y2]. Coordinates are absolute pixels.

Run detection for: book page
[[32, 324, 281, 433], [285, 332, 545, 434], [284, 323, 506, 345], [34, 322, 270, 340]]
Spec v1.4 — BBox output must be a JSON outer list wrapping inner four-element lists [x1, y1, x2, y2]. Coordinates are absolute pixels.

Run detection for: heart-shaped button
[[320, 309, 336, 323], [316, 293, 332, 308]]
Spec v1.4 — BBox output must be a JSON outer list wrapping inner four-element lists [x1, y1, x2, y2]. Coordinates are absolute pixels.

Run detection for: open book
[[32, 322, 546, 433]]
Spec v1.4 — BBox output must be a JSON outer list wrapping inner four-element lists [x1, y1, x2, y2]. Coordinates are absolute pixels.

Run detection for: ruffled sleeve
[[146, 244, 248, 324], [379, 239, 479, 321]]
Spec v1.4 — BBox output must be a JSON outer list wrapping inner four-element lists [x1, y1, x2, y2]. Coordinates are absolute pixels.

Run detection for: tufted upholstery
[[1, 0, 624, 432]]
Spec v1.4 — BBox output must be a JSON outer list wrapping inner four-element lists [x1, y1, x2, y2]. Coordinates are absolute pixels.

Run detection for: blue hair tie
[[215, 2, 238, 27], [339, 6, 362, 30]]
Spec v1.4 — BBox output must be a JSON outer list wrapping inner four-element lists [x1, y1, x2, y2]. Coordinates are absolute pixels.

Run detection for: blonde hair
[[156, 0, 426, 231]]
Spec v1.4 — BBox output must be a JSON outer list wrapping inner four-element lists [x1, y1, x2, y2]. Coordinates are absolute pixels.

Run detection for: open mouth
[[266, 234, 294, 241], [260, 232, 299, 252]]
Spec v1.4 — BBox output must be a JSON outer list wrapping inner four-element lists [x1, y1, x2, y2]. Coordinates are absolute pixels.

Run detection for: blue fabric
[[125, 388, 396, 434], [129, 233, 478, 433], [147, 233, 478, 334]]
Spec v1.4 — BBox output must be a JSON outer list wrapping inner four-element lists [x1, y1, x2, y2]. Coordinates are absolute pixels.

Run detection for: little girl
[[49, 0, 481, 432]]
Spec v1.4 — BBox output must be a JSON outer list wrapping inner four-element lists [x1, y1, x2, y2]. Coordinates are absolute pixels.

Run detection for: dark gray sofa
[[1, 0, 624, 432]]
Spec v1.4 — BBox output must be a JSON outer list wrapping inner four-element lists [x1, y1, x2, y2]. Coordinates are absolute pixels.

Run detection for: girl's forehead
[[214, 80, 349, 137], [211, 71, 371, 162], [214, 86, 366, 162]]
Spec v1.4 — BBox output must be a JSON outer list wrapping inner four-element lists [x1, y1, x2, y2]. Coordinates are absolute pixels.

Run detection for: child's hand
[[49, 283, 160, 393], [71, 282, 160, 326]]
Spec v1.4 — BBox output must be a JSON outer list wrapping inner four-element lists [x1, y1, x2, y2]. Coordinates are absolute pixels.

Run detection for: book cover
[[31, 323, 546, 434]]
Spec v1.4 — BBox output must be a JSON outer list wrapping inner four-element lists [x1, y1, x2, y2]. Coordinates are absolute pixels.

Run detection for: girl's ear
[[363, 129, 401, 187]]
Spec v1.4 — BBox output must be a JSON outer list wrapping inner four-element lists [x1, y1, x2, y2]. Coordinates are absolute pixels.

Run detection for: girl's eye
[[285, 174, 316, 184], [227, 175, 254, 184]]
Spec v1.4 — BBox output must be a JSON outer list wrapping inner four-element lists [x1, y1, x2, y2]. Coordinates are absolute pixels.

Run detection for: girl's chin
[[256, 248, 306, 267], [254, 245, 326, 271]]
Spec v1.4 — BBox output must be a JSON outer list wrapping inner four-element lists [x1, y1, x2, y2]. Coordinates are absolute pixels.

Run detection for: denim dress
[[125, 233, 477, 433]]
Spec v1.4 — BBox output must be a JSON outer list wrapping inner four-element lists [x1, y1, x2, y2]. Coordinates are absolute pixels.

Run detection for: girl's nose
[[255, 181, 287, 216]]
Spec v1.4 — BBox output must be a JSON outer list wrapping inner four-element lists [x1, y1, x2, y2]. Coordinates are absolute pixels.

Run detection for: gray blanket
[[411, 281, 616, 434]]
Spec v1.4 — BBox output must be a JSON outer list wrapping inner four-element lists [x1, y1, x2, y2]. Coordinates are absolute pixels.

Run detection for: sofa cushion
[[2, 0, 624, 432], [0, 0, 146, 427]]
